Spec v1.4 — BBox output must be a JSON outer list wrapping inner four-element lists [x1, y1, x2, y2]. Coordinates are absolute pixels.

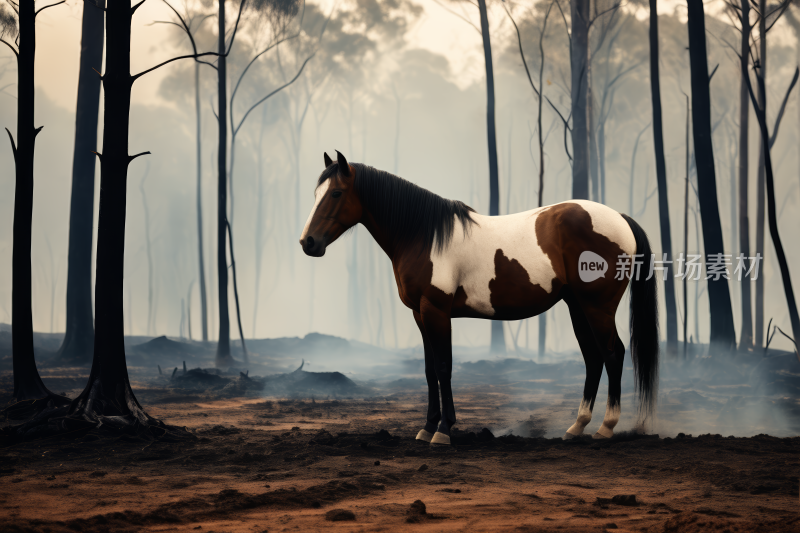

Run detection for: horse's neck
[[359, 209, 397, 261]]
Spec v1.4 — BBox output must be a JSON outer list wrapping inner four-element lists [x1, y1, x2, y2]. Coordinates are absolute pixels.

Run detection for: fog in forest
[[1, 0, 799, 359]]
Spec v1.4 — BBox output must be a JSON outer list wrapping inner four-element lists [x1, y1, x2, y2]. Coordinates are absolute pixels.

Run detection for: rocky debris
[[325, 509, 356, 521], [595, 494, 638, 507], [406, 500, 427, 523], [171, 368, 229, 390], [261, 360, 366, 397]]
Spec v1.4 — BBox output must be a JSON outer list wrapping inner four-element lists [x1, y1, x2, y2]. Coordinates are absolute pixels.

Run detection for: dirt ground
[[1, 384, 798, 533]]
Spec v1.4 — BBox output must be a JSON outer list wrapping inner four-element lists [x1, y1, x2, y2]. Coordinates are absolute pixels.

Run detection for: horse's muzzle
[[300, 235, 326, 257]]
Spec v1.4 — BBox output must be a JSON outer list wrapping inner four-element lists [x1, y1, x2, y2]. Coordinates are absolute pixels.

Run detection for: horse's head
[[300, 150, 362, 257]]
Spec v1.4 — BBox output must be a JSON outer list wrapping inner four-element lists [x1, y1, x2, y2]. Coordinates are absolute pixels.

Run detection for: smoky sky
[[0, 0, 799, 356]]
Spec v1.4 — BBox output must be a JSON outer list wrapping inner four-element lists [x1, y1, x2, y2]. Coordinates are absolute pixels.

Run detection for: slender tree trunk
[[589, 92, 599, 202], [735, 0, 755, 263], [226, 221, 248, 363], [217, 0, 232, 365], [686, 0, 736, 352], [598, 120, 606, 204], [140, 168, 154, 336], [754, 0, 767, 348], [69, 0, 151, 424], [571, 0, 590, 200], [9, 0, 59, 401], [537, 21, 547, 359], [748, 70, 800, 358], [477, 0, 504, 354], [195, 62, 208, 342], [683, 95, 690, 357], [56, 0, 105, 365], [252, 107, 267, 338], [649, 0, 678, 355]]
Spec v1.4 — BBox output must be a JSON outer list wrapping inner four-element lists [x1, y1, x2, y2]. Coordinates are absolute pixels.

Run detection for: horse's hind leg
[[583, 307, 626, 439], [564, 297, 604, 440], [413, 311, 441, 443]]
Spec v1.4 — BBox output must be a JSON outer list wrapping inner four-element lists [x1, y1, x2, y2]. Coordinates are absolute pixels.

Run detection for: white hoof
[[430, 431, 451, 445], [416, 429, 434, 443], [563, 432, 579, 440], [593, 425, 613, 439]]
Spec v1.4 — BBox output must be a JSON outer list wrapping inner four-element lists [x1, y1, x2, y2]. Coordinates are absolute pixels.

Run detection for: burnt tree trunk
[[216, 0, 232, 366], [477, 0, 504, 354], [7, 1, 62, 402], [754, 0, 767, 348], [571, 0, 590, 200], [738, 0, 752, 349], [55, 0, 105, 366], [195, 61, 208, 341], [68, 0, 152, 424], [649, 0, 678, 354], [747, 71, 800, 359], [686, 0, 736, 352]]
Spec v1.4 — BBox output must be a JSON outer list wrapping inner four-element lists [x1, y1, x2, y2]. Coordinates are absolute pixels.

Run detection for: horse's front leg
[[420, 295, 455, 446], [413, 311, 441, 443]]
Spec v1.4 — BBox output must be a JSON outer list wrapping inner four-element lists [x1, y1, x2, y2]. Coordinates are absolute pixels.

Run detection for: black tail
[[621, 214, 659, 420]]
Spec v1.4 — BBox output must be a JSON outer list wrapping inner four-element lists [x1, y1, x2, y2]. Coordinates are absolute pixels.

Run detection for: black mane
[[317, 163, 476, 253]]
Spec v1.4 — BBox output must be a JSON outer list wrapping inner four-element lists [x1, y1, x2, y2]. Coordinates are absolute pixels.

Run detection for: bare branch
[[431, 0, 481, 34], [503, 1, 539, 98], [769, 66, 799, 148], [708, 63, 719, 82], [131, 51, 220, 82], [131, 0, 147, 15], [0, 38, 18, 58], [229, 31, 301, 123], [225, 0, 248, 55], [35, 0, 65, 16], [5, 126, 16, 159], [129, 151, 151, 162], [233, 52, 315, 137]]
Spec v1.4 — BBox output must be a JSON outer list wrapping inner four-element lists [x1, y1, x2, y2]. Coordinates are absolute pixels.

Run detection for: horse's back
[[434, 200, 635, 320]]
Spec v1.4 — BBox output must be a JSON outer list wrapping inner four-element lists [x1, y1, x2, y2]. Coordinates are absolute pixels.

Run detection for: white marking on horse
[[566, 398, 593, 436], [595, 399, 620, 438], [429, 207, 556, 317], [427, 200, 636, 317], [300, 180, 329, 241]]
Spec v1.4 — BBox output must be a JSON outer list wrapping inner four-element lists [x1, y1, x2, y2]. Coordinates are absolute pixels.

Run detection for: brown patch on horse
[[535, 202, 630, 307], [488, 249, 561, 320]]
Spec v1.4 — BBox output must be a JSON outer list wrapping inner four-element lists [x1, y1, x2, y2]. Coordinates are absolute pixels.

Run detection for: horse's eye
[[331, 191, 343, 199]]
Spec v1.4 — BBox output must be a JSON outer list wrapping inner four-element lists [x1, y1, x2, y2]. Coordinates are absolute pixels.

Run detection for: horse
[[300, 150, 659, 445]]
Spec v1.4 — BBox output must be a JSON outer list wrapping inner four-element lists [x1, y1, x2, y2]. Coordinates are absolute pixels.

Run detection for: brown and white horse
[[301, 151, 659, 445]]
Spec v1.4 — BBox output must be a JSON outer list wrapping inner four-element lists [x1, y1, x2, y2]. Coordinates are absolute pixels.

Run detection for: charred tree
[[737, 0, 752, 349], [648, 0, 678, 355], [570, 0, 590, 200], [67, 0, 222, 426], [216, 0, 232, 367], [195, 59, 208, 342], [54, 0, 105, 366], [745, 67, 800, 359], [1, 0, 68, 404], [504, 0, 554, 359], [686, 0, 736, 352], [683, 94, 690, 357], [477, 0, 504, 354], [68, 0, 151, 424], [754, 0, 767, 348]]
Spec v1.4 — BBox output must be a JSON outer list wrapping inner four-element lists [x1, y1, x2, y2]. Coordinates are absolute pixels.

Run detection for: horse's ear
[[336, 150, 352, 178], [324, 152, 333, 168]]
